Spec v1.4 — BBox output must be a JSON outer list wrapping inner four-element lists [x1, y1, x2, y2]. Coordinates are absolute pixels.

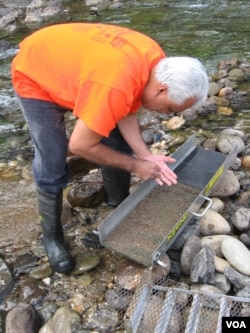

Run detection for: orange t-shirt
[[12, 23, 165, 137]]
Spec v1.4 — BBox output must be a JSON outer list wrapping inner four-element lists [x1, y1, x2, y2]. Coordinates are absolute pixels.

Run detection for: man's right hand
[[132, 158, 177, 186]]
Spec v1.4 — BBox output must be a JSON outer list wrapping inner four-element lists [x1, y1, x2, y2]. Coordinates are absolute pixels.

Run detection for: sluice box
[[96, 134, 237, 267]]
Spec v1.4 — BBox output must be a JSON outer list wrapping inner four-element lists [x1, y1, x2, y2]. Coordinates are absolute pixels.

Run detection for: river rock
[[210, 197, 225, 212], [217, 106, 233, 115], [232, 206, 250, 231], [214, 272, 231, 294], [106, 288, 132, 311], [236, 189, 250, 207], [12, 252, 39, 277], [224, 267, 250, 290], [141, 128, 154, 144], [180, 235, 202, 275], [39, 306, 82, 333], [5, 303, 41, 333], [214, 255, 231, 273], [230, 157, 242, 170], [219, 128, 246, 140], [165, 116, 185, 130], [200, 209, 231, 236], [221, 236, 250, 276], [25, 0, 63, 23], [83, 303, 119, 331], [240, 232, 250, 247], [67, 182, 106, 208], [228, 68, 244, 81], [190, 245, 215, 284], [216, 134, 245, 154], [219, 77, 238, 89], [210, 170, 240, 197], [208, 82, 221, 96], [19, 277, 48, 306], [201, 235, 226, 257], [236, 285, 250, 298], [115, 264, 144, 291], [30, 263, 53, 280], [218, 87, 234, 99], [71, 251, 101, 275], [241, 155, 250, 168], [0, 258, 15, 304], [213, 96, 230, 107]]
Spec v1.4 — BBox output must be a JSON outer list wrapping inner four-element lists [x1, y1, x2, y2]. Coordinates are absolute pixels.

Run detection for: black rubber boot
[[37, 187, 74, 274], [101, 166, 131, 208]]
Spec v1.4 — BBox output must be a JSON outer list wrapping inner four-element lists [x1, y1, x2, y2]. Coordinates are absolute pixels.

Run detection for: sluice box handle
[[191, 195, 213, 217]]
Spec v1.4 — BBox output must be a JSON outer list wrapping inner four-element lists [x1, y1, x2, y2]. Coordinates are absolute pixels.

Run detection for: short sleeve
[[73, 80, 134, 137]]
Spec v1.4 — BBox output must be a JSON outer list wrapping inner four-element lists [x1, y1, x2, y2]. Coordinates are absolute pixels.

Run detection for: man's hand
[[144, 154, 177, 186]]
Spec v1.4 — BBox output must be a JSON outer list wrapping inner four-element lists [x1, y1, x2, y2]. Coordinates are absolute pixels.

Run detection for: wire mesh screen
[[121, 270, 250, 333]]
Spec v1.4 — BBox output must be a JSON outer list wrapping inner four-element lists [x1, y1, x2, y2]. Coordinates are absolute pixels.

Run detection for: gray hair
[[155, 56, 209, 107]]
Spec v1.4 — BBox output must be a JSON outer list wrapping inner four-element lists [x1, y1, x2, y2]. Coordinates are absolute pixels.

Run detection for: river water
[[0, 0, 249, 244]]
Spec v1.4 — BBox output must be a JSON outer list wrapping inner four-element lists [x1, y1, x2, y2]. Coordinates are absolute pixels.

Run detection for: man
[[11, 23, 208, 274]]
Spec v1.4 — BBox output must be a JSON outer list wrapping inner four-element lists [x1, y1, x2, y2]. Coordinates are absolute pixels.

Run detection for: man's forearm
[[76, 141, 137, 172], [117, 114, 151, 159]]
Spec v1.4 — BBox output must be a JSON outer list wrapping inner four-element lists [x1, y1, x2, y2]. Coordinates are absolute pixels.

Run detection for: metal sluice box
[[96, 134, 237, 267]]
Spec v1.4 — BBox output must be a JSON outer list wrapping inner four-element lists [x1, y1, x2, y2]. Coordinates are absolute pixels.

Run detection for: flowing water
[[0, 0, 250, 244]]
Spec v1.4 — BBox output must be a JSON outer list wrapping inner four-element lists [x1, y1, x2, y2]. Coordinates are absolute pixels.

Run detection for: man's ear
[[156, 84, 168, 96]]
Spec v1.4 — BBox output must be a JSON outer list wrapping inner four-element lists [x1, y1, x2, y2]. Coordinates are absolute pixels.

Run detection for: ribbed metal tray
[[124, 270, 250, 333]]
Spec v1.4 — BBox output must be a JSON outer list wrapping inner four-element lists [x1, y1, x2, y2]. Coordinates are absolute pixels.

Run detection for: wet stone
[[216, 134, 245, 154], [208, 82, 221, 96], [83, 304, 119, 332], [214, 272, 231, 295], [5, 303, 41, 333], [105, 288, 132, 310], [30, 263, 53, 280], [200, 209, 231, 236], [12, 252, 39, 277], [224, 267, 250, 290], [0, 258, 15, 304], [39, 306, 82, 333], [71, 251, 101, 275], [232, 206, 250, 231], [37, 303, 58, 325], [221, 236, 250, 276], [180, 235, 202, 275], [190, 245, 215, 284], [210, 170, 240, 197], [67, 182, 107, 208], [236, 285, 250, 298], [76, 273, 92, 286], [19, 278, 48, 307], [115, 265, 144, 291]]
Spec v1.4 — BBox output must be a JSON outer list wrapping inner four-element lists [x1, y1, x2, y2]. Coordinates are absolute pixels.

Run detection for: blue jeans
[[18, 97, 132, 194]]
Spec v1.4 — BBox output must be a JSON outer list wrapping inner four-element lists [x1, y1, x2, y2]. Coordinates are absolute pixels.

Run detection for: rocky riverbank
[[0, 57, 249, 332]]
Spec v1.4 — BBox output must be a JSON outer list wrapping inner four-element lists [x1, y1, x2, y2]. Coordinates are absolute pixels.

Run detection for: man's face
[[144, 95, 195, 114], [141, 81, 195, 114]]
